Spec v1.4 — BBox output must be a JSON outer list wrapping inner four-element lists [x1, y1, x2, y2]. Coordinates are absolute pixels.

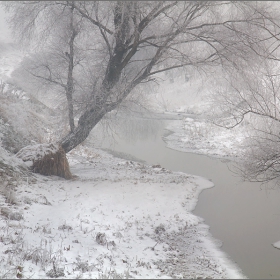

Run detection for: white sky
[[0, 5, 12, 43]]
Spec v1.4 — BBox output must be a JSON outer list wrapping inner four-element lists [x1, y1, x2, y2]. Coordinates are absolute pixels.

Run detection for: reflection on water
[[90, 113, 280, 279], [114, 115, 163, 143], [87, 112, 164, 149]]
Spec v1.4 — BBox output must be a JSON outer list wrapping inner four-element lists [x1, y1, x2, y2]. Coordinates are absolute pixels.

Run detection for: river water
[[91, 113, 280, 279]]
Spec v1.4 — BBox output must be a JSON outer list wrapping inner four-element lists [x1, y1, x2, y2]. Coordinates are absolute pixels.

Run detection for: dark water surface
[[92, 114, 280, 279]]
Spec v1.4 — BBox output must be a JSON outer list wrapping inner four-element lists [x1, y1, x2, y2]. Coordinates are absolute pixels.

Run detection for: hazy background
[[0, 5, 12, 43]]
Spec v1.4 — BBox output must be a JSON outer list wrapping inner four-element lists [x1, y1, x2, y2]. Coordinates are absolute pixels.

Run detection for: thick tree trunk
[[16, 143, 73, 179], [59, 2, 140, 154], [59, 107, 105, 153], [32, 146, 73, 179]]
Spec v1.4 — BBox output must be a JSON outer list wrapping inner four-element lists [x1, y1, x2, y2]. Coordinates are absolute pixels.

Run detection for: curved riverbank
[[91, 114, 247, 278], [162, 115, 280, 279]]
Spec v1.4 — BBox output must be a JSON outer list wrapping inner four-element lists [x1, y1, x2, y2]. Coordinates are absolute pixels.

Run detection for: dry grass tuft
[[0, 207, 23, 221], [32, 146, 72, 179]]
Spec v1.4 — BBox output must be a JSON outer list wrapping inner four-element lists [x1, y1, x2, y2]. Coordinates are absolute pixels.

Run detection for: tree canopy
[[4, 1, 280, 180]]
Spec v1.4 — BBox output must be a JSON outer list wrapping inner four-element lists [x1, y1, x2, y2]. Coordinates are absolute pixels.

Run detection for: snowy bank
[[164, 117, 246, 161], [273, 241, 280, 250], [0, 145, 245, 279]]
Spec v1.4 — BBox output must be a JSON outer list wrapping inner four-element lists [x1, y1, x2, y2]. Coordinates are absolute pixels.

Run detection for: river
[[90, 112, 280, 279]]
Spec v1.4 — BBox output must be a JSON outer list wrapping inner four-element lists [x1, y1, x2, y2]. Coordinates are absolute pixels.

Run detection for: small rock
[[96, 232, 107, 245], [155, 224, 166, 235]]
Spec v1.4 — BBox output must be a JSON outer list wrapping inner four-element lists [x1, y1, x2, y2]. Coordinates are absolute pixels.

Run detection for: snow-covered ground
[[0, 41, 248, 278], [0, 145, 245, 279]]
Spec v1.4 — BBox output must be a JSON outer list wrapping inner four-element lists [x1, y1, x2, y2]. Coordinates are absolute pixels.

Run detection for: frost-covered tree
[[4, 1, 280, 178], [210, 59, 280, 185]]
